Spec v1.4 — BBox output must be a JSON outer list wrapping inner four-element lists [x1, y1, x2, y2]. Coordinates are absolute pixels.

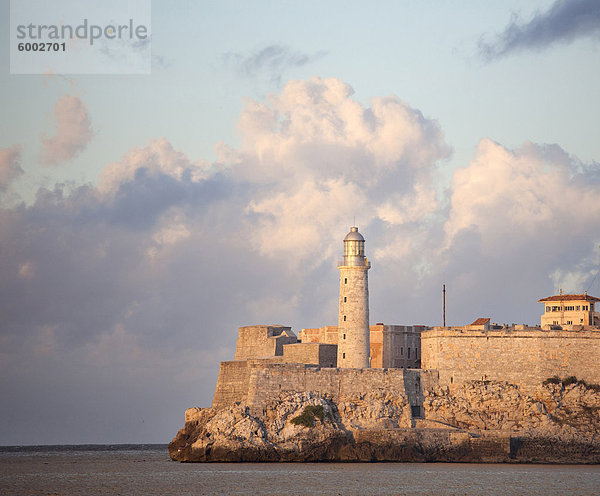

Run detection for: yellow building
[[539, 292, 600, 327]]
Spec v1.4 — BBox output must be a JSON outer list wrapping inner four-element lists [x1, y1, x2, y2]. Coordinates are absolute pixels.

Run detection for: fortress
[[210, 227, 600, 417], [171, 227, 600, 463]]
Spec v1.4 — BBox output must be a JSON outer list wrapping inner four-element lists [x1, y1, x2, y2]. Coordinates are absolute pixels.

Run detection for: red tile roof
[[538, 294, 600, 302], [470, 318, 490, 326]]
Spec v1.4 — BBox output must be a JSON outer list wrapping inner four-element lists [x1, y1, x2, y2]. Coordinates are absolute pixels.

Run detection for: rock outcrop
[[169, 381, 600, 463], [424, 380, 600, 435], [170, 392, 350, 462]]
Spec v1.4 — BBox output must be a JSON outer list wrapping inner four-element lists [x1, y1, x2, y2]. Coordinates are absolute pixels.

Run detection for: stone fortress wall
[[234, 325, 298, 360], [421, 327, 600, 389], [282, 342, 337, 368], [214, 324, 429, 413], [214, 320, 600, 417], [301, 324, 422, 369], [370, 324, 423, 369], [212, 357, 437, 416]]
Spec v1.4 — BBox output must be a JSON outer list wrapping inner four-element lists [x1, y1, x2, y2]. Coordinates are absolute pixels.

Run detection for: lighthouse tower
[[337, 226, 371, 368]]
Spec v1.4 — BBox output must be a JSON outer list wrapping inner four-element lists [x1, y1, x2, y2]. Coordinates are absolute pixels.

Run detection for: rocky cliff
[[169, 380, 600, 463]]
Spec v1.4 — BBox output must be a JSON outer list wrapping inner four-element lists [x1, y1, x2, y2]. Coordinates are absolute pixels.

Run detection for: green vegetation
[[543, 376, 600, 391], [290, 405, 325, 428], [581, 405, 600, 415], [543, 376, 561, 385]]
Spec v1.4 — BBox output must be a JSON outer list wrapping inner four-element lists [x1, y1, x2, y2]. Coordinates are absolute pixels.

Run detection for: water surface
[[1, 445, 599, 495]]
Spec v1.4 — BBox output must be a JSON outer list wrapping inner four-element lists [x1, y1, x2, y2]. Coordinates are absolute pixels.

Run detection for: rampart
[[282, 343, 337, 368], [212, 360, 438, 414], [370, 324, 422, 368], [421, 327, 600, 388], [300, 324, 424, 368], [299, 326, 338, 344], [234, 325, 297, 360]]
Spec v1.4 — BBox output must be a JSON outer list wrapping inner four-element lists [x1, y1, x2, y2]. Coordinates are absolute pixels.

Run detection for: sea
[[1, 444, 600, 496]]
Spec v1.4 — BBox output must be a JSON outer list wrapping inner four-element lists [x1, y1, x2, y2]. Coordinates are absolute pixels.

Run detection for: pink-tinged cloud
[[0, 145, 23, 190], [40, 95, 93, 165], [99, 138, 211, 195], [235, 77, 451, 264], [444, 138, 600, 255]]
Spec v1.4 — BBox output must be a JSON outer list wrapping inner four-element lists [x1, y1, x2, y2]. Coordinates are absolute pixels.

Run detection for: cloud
[[444, 138, 600, 253], [479, 0, 600, 60], [247, 178, 369, 264], [438, 138, 600, 324], [225, 44, 327, 83], [233, 77, 451, 269], [41, 95, 93, 165], [3, 77, 600, 444], [99, 138, 213, 195], [0, 145, 23, 190]]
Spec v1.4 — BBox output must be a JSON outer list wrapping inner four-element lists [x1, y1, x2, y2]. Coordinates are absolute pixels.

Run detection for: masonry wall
[[238, 362, 436, 414], [282, 343, 337, 367], [299, 326, 338, 344], [372, 325, 422, 368], [212, 360, 250, 408], [234, 325, 297, 360], [303, 324, 422, 369], [421, 328, 600, 389]]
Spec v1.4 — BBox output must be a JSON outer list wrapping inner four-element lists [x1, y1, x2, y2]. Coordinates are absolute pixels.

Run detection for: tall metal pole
[[443, 283, 446, 327]]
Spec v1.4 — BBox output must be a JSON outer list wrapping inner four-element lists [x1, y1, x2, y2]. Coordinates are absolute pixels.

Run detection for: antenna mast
[[443, 283, 446, 327]]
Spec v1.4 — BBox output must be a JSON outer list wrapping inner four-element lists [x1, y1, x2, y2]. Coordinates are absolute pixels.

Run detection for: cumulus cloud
[[438, 138, 600, 324], [3, 77, 600, 444], [235, 77, 451, 266], [480, 0, 600, 60], [41, 95, 93, 165], [225, 44, 327, 83], [247, 178, 370, 264], [0, 145, 23, 190], [444, 138, 600, 252], [99, 138, 212, 195]]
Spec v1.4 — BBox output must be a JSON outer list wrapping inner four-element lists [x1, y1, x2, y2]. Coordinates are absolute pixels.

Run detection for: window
[[408, 348, 411, 359], [576, 306, 581, 311], [546, 306, 550, 312], [566, 320, 573, 325], [345, 240, 365, 257], [343, 296, 347, 302], [343, 334, 346, 340], [400, 347, 403, 356], [342, 353, 345, 359], [343, 315, 346, 321], [344, 278, 347, 284]]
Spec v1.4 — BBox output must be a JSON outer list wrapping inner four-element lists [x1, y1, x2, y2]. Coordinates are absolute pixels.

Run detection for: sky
[[1, 0, 600, 445]]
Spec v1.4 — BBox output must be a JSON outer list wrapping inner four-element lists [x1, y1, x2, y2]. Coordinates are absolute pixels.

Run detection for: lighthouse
[[337, 226, 371, 368]]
